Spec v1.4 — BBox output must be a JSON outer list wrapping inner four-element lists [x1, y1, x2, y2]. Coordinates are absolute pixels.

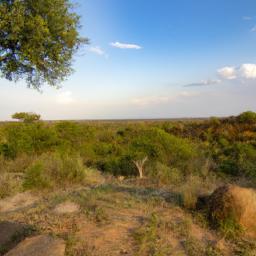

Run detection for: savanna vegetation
[[0, 111, 256, 255], [1, 111, 256, 183]]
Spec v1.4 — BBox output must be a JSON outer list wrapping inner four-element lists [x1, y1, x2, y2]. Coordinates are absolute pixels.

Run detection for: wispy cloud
[[217, 66, 237, 80], [131, 96, 169, 106], [56, 91, 75, 105], [184, 79, 221, 87], [131, 91, 199, 106], [251, 25, 256, 32], [87, 46, 108, 58], [243, 16, 253, 20], [110, 41, 142, 49], [88, 46, 105, 55]]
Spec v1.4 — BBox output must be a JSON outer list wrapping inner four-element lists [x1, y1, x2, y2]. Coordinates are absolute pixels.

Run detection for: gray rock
[[5, 235, 65, 256], [0, 221, 33, 255]]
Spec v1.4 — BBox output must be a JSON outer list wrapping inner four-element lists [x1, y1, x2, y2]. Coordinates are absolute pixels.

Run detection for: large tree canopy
[[0, 0, 87, 88]]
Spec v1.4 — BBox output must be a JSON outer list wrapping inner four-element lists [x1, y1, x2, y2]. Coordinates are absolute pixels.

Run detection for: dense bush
[[147, 162, 183, 185], [1, 123, 58, 157], [219, 143, 256, 177], [23, 153, 86, 190], [0, 111, 255, 183]]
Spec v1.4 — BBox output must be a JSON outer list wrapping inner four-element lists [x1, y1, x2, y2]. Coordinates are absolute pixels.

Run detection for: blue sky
[[1, 0, 256, 120]]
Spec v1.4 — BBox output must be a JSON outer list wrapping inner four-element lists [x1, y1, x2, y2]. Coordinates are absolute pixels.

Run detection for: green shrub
[[23, 153, 86, 190], [23, 162, 52, 190], [237, 111, 256, 124], [147, 162, 183, 185], [4, 123, 58, 157], [220, 143, 256, 178]]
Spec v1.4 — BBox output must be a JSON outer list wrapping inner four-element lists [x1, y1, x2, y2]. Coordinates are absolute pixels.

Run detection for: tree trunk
[[133, 156, 148, 179]]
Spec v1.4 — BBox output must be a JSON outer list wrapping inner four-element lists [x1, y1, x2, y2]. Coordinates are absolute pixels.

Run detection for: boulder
[[208, 185, 256, 238], [4, 235, 65, 256], [0, 221, 33, 254]]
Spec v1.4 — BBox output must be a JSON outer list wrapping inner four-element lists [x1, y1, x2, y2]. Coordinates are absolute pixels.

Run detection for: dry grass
[[177, 174, 218, 210], [209, 185, 256, 239], [0, 167, 254, 255], [0, 172, 23, 199]]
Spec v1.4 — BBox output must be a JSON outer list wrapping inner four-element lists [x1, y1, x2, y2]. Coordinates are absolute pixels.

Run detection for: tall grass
[[23, 153, 86, 190]]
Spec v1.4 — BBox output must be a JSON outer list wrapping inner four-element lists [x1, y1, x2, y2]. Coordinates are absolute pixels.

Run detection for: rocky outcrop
[[0, 221, 34, 255], [4, 235, 65, 256]]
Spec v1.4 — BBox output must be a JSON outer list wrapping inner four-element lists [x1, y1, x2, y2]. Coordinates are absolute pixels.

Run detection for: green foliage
[[2, 122, 58, 157], [12, 112, 41, 123], [220, 143, 256, 178], [237, 111, 256, 124], [0, 111, 255, 182], [23, 162, 52, 189], [0, 0, 87, 88], [147, 162, 183, 185], [23, 153, 86, 190]]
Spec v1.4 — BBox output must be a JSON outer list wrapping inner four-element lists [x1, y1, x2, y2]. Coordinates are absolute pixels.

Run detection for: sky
[[1, 0, 256, 120]]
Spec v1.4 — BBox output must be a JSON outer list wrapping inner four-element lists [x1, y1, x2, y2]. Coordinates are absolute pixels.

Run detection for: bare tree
[[133, 156, 148, 179]]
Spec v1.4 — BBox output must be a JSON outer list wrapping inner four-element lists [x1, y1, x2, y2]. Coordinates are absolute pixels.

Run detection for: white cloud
[[217, 66, 237, 80], [110, 41, 142, 49], [240, 64, 256, 79], [184, 79, 221, 87], [131, 91, 199, 106], [251, 26, 256, 32], [56, 91, 75, 105], [217, 64, 256, 81]]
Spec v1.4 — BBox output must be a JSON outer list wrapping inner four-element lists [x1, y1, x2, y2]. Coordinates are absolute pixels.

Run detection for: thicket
[[0, 111, 255, 194]]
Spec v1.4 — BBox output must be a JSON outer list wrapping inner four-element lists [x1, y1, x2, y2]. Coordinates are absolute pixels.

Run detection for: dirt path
[[75, 208, 143, 256], [0, 192, 39, 213]]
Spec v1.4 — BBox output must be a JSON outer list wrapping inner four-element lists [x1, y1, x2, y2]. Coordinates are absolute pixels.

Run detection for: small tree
[[12, 112, 41, 123], [133, 156, 148, 179], [237, 111, 256, 124]]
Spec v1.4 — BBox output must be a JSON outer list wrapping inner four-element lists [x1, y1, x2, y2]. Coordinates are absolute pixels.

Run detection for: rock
[[5, 235, 65, 256], [208, 185, 256, 238], [53, 201, 80, 214], [0, 221, 33, 254], [0, 192, 38, 213]]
